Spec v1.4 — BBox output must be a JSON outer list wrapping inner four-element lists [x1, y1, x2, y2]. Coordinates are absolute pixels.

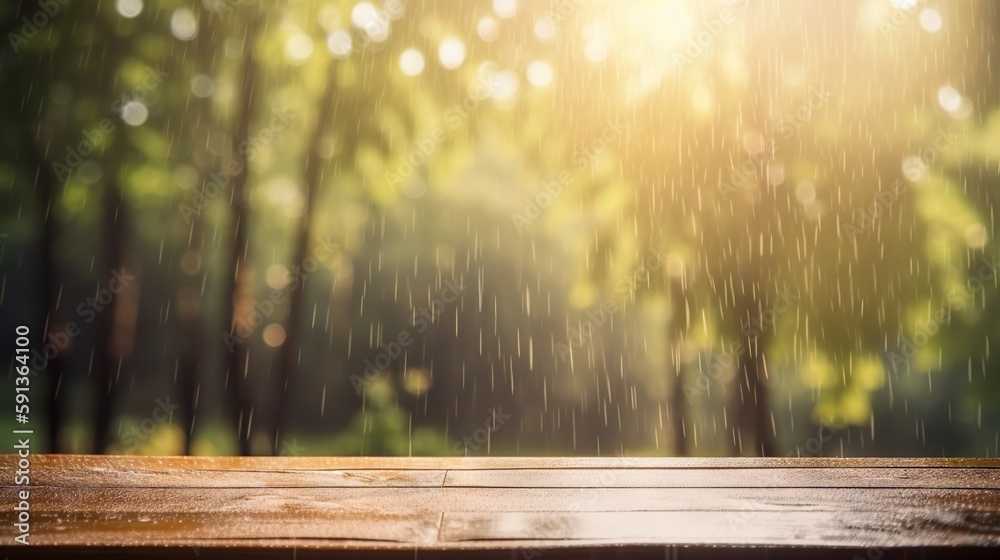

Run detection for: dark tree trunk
[[668, 276, 687, 457], [221, 16, 262, 456], [273, 58, 339, 449], [177, 317, 202, 455], [30, 142, 67, 453], [740, 342, 774, 456], [734, 304, 776, 457], [176, 11, 221, 456], [91, 186, 132, 454], [177, 190, 207, 455]]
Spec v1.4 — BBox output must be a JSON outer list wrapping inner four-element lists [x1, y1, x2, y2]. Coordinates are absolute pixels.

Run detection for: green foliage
[[2, 0, 999, 457], [328, 378, 452, 456]]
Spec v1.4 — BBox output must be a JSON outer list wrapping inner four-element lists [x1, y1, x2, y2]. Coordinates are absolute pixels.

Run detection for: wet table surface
[[1, 456, 999, 558]]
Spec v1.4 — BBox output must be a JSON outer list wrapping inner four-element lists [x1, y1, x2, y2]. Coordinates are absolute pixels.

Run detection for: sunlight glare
[[489, 70, 519, 101], [526, 60, 553, 88], [327, 30, 353, 59], [400, 48, 425, 76], [585, 36, 609, 63], [191, 75, 214, 98], [285, 33, 314, 65], [170, 8, 198, 41], [478, 16, 500, 42], [919, 8, 942, 32], [121, 100, 149, 126], [938, 85, 962, 113], [116, 0, 143, 18], [439, 37, 466, 70], [493, 0, 517, 19], [534, 16, 557, 42]]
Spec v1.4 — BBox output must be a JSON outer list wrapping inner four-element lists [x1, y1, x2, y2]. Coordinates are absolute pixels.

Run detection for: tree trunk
[[221, 16, 262, 455], [176, 17, 219, 456], [273, 58, 340, 448], [91, 185, 133, 454], [668, 276, 687, 456], [741, 355, 774, 456], [735, 308, 775, 457], [30, 141, 67, 453]]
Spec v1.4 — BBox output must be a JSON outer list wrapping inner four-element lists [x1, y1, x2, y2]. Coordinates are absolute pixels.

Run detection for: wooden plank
[[13, 511, 442, 546], [22, 464, 996, 490], [1, 455, 999, 555], [11, 509, 1000, 549], [8, 454, 1000, 480], [19, 466, 447, 488], [439, 510, 1000, 547], [6, 547, 1000, 560], [444, 467, 1000, 488], [6, 487, 1000, 514], [10, 509, 1000, 549]]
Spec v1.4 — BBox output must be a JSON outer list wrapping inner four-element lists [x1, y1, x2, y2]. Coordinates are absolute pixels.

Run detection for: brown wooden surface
[[2, 455, 1000, 558]]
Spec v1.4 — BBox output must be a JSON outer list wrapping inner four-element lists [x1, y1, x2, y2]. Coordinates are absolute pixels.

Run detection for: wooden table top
[[2, 455, 999, 558]]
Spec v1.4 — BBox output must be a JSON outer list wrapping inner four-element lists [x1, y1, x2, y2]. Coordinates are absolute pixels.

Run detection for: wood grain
[[1, 455, 999, 558]]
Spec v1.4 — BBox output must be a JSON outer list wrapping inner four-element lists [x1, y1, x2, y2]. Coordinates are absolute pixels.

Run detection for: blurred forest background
[[1, 0, 999, 457]]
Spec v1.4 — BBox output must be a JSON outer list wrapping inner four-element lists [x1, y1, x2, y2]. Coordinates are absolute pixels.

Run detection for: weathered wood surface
[[2, 456, 999, 558]]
